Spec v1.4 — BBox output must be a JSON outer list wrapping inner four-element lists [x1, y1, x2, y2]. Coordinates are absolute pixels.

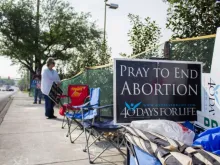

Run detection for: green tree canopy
[[165, 0, 219, 72], [0, 0, 109, 76], [128, 13, 161, 56], [61, 40, 111, 78], [165, 0, 220, 38]]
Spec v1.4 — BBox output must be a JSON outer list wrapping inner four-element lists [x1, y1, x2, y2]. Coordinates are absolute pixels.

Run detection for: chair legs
[[126, 142, 139, 165], [84, 127, 92, 163], [61, 115, 67, 129], [66, 117, 84, 143], [84, 128, 126, 164], [83, 132, 102, 152]]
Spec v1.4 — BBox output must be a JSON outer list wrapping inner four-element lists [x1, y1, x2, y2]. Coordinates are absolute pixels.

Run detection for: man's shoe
[[47, 116, 57, 119], [33, 102, 37, 104]]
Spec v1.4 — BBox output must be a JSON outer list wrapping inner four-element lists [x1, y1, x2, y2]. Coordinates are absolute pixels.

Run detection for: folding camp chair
[[81, 104, 126, 164], [65, 88, 100, 143], [59, 85, 89, 129], [126, 141, 161, 165]]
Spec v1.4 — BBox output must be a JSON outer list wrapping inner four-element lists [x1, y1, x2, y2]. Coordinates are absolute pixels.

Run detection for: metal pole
[[29, 0, 40, 96], [36, 0, 40, 73], [103, 0, 107, 56]]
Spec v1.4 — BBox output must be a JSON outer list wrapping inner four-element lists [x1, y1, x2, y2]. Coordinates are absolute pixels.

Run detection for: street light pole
[[36, 0, 40, 73], [103, 0, 118, 61], [29, 0, 40, 95], [104, 0, 107, 48]]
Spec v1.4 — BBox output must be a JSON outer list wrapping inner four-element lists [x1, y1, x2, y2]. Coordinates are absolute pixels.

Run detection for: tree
[[63, 40, 111, 78], [0, 0, 108, 75], [119, 53, 129, 58], [165, 0, 220, 38], [128, 13, 161, 56], [17, 69, 29, 91], [165, 0, 219, 72]]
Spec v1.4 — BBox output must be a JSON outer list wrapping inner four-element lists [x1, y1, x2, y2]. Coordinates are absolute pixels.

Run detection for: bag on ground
[[131, 120, 195, 145]]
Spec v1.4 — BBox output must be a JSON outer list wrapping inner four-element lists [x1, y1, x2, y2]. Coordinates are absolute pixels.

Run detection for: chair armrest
[[80, 104, 99, 110], [72, 102, 90, 109], [81, 104, 113, 111], [94, 104, 113, 110]]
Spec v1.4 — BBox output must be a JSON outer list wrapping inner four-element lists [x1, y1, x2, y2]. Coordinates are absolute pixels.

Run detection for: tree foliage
[[128, 13, 161, 56], [17, 69, 29, 91], [0, 0, 110, 76], [63, 40, 111, 78], [166, 0, 220, 38], [165, 0, 219, 72]]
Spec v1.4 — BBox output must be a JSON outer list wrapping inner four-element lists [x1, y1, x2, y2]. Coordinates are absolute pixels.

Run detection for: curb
[[0, 97, 13, 125]]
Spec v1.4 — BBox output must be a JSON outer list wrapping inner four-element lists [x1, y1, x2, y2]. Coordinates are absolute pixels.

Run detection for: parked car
[[8, 89, 14, 91]]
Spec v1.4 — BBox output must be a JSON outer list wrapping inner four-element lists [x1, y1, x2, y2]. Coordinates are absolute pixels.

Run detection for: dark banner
[[114, 59, 202, 124], [48, 82, 63, 104]]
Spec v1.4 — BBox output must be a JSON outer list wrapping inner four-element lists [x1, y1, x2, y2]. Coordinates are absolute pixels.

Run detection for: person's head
[[46, 57, 55, 70]]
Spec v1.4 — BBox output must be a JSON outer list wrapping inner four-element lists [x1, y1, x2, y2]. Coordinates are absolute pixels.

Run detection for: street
[[0, 91, 13, 100]]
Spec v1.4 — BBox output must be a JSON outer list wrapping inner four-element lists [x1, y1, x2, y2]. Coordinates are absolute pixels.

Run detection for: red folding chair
[[59, 85, 89, 129]]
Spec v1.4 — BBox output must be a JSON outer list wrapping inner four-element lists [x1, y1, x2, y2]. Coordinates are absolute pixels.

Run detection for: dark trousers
[[34, 88, 42, 103], [44, 95, 55, 117]]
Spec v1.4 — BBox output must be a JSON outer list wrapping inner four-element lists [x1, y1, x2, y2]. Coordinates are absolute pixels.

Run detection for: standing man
[[33, 75, 42, 104], [41, 58, 61, 119]]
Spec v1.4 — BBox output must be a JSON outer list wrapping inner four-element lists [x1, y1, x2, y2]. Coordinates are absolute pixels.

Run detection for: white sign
[[210, 28, 220, 114], [197, 111, 220, 128], [198, 28, 220, 129], [202, 73, 210, 113], [202, 73, 220, 115]]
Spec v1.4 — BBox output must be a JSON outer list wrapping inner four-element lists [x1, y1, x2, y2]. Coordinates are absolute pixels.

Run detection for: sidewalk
[[0, 92, 125, 165]]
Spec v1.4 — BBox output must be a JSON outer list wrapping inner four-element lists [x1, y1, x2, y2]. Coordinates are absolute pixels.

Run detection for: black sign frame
[[113, 58, 202, 125], [48, 82, 63, 104]]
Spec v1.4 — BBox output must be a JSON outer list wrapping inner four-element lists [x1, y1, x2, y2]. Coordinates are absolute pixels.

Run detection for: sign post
[[114, 59, 202, 124]]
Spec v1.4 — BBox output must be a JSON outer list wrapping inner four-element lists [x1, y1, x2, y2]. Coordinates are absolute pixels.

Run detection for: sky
[[0, 0, 172, 79]]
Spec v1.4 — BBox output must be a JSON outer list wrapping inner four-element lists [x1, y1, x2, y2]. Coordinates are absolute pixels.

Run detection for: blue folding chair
[[81, 104, 126, 163], [66, 88, 125, 163], [65, 88, 100, 143], [126, 142, 161, 165]]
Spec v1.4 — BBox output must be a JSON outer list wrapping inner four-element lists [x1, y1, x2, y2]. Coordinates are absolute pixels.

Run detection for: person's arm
[[56, 72, 61, 83], [54, 71, 61, 86]]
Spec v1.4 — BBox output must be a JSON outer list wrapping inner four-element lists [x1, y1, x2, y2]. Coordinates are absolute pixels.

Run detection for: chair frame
[[58, 85, 89, 129], [126, 141, 139, 165], [65, 102, 91, 143], [65, 87, 100, 143], [82, 105, 126, 164]]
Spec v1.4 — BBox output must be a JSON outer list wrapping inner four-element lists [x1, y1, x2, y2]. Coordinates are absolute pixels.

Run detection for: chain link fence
[[61, 35, 216, 108], [29, 34, 216, 117]]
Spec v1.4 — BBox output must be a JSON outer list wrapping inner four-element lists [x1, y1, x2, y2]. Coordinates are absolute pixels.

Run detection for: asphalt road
[[0, 91, 13, 100]]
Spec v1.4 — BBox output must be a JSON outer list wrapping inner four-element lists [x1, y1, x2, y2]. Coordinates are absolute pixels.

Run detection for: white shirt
[[41, 67, 60, 95]]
